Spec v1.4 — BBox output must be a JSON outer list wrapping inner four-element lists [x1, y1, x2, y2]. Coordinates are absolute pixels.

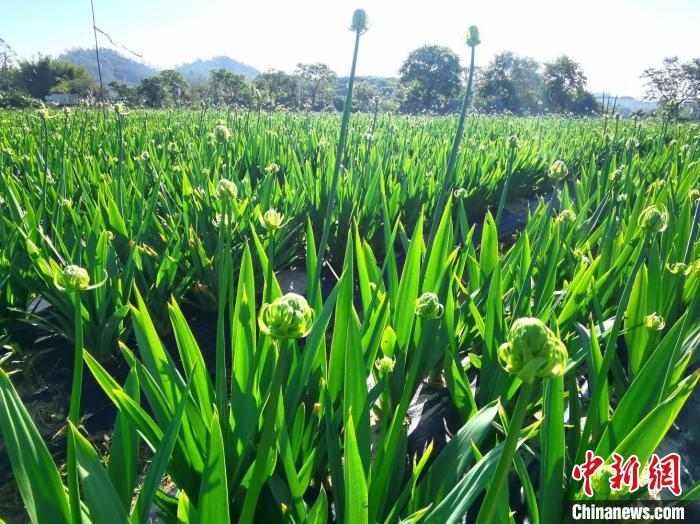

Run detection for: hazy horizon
[[3, 0, 699, 98]]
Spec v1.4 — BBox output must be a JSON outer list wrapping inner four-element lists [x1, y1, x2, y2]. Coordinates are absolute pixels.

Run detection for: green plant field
[[1, 21, 700, 524]]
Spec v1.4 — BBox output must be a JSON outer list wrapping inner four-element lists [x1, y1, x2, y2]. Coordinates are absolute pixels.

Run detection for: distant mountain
[[59, 48, 157, 86], [594, 93, 657, 114], [177, 56, 259, 83]]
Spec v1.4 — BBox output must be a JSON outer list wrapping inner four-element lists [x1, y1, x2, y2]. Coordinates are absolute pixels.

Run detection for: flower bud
[[548, 160, 569, 181], [265, 163, 280, 175], [415, 292, 444, 319], [666, 262, 687, 275], [375, 356, 396, 377], [261, 208, 284, 231], [508, 135, 519, 149], [258, 293, 315, 339], [644, 313, 665, 331], [466, 25, 481, 47], [351, 9, 368, 32], [497, 317, 568, 383], [454, 188, 469, 199], [557, 209, 577, 223], [639, 204, 668, 234], [216, 179, 238, 200], [625, 137, 639, 150], [690, 189, 700, 203], [213, 123, 231, 144], [59, 265, 90, 292]]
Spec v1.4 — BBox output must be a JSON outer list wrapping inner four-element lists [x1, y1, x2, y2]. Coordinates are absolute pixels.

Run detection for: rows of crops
[[1, 16, 700, 524]]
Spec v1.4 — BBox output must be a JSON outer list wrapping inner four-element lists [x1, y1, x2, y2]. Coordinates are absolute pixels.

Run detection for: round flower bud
[[667, 262, 687, 275], [216, 179, 238, 200], [548, 160, 569, 181], [213, 123, 231, 144], [454, 188, 469, 199], [351, 9, 368, 32], [258, 293, 315, 339], [261, 208, 284, 231], [625, 137, 639, 150], [639, 204, 668, 234], [375, 356, 396, 377], [59, 265, 90, 291], [497, 317, 568, 383], [508, 135, 519, 149], [690, 189, 700, 203], [590, 464, 617, 498], [265, 163, 280, 175], [644, 313, 665, 331], [557, 209, 577, 223], [415, 292, 444, 319], [466, 25, 481, 47]]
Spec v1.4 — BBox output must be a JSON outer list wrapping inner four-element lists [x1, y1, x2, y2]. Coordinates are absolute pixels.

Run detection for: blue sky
[[2, 0, 699, 97]]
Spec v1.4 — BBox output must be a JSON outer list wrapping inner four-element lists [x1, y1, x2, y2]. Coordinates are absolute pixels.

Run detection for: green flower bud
[[415, 292, 444, 319], [690, 189, 700, 203], [639, 204, 668, 234], [375, 356, 396, 377], [548, 160, 569, 181], [667, 262, 687, 275], [265, 163, 280, 175], [351, 9, 368, 33], [590, 464, 617, 498], [497, 317, 568, 383], [644, 313, 665, 331], [216, 179, 238, 200], [59, 265, 90, 291], [466, 25, 481, 47], [508, 135, 519, 149], [625, 137, 639, 150], [213, 123, 231, 144], [261, 208, 284, 231], [258, 293, 315, 339], [557, 209, 577, 223], [454, 187, 469, 199]]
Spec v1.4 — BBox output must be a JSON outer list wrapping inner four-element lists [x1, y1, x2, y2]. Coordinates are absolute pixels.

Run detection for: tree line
[[1, 37, 698, 118]]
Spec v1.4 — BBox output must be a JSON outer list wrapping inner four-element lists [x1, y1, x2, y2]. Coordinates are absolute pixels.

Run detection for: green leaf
[[344, 414, 369, 524], [0, 370, 71, 524], [70, 424, 129, 524], [539, 376, 564, 524], [196, 410, 229, 524]]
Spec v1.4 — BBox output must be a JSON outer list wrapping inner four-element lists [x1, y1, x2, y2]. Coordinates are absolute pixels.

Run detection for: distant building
[[45, 93, 80, 106]]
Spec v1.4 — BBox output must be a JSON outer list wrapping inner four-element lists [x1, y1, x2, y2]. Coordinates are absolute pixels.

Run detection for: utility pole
[[90, 0, 105, 103]]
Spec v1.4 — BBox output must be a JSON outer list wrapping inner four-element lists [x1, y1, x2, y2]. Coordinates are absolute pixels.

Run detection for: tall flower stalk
[[425, 25, 480, 254], [308, 9, 368, 304]]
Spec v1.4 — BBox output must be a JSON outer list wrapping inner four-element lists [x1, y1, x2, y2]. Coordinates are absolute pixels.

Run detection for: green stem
[[309, 29, 362, 305], [67, 290, 83, 524], [215, 200, 231, 419], [476, 381, 534, 524], [425, 44, 476, 257]]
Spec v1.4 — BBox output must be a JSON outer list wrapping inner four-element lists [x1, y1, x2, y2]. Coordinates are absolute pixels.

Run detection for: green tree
[[642, 57, 699, 118], [253, 69, 298, 109], [108, 80, 137, 104], [157, 69, 189, 106], [352, 81, 380, 112], [0, 38, 17, 91], [208, 68, 251, 106], [476, 52, 543, 114], [542, 56, 593, 113], [398, 45, 462, 113], [138, 76, 168, 108], [296, 63, 337, 110], [15, 57, 96, 99]]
